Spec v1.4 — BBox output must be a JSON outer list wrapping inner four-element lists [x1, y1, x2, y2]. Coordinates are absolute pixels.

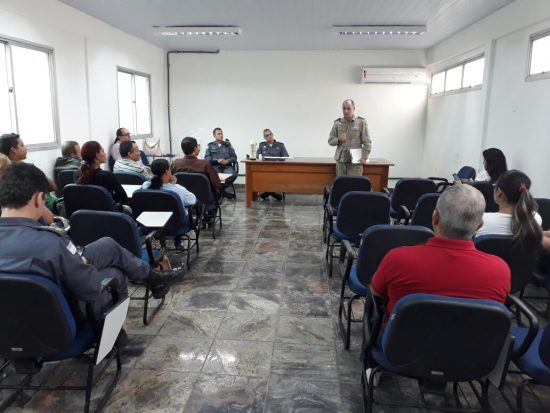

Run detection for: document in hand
[[350, 148, 363, 164]]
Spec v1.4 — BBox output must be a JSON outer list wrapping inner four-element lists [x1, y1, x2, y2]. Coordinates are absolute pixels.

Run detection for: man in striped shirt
[[113, 140, 152, 180]]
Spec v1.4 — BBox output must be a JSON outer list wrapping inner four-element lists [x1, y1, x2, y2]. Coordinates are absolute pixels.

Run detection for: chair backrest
[[535, 198, 550, 231], [114, 173, 145, 185], [69, 210, 141, 257], [63, 184, 115, 218], [336, 192, 389, 239], [132, 189, 187, 230], [54, 169, 78, 197], [328, 176, 372, 209], [391, 179, 437, 212], [457, 166, 476, 181], [383, 293, 511, 382], [174, 172, 215, 205], [0, 274, 76, 358], [139, 150, 150, 166], [411, 193, 440, 230], [356, 225, 434, 286], [108, 155, 115, 171], [474, 234, 537, 294], [539, 323, 550, 368], [471, 181, 499, 212]]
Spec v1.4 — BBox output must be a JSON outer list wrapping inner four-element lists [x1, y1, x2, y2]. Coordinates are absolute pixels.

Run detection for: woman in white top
[[475, 148, 508, 183], [476, 170, 543, 251]]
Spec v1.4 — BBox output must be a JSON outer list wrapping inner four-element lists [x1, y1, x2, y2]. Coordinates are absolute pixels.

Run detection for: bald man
[[328, 99, 371, 176]]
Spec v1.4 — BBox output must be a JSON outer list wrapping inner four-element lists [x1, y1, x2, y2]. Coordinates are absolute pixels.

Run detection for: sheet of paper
[[218, 173, 232, 183], [350, 148, 363, 164], [96, 296, 130, 365], [121, 184, 142, 198]]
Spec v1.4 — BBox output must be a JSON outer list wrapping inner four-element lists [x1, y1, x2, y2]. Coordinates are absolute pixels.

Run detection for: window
[[117, 69, 152, 137], [0, 39, 58, 146], [528, 31, 550, 79], [430, 56, 485, 96]]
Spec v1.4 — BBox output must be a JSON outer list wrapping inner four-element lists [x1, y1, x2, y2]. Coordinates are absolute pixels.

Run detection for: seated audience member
[[204, 127, 237, 199], [77, 141, 128, 204], [142, 159, 197, 247], [475, 148, 508, 183], [172, 136, 221, 193], [476, 170, 544, 250], [0, 163, 182, 323], [371, 184, 511, 316], [54, 140, 81, 177], [111, 127, 132, 163], [257, 128, 289, 201], [0, 153, 10, 177], [113, 140, 152, 180]]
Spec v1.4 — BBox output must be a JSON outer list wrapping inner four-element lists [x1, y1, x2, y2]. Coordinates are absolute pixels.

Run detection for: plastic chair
[[386, 179, 437, 223], [54, 169, 78, 197], [429, 165, 476, 192], [63, 184, 116, 218], [409, 193, 440, 230], [114, 173, 145, 185]]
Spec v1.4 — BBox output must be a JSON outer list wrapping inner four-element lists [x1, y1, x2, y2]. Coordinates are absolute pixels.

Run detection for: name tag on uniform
[[66, 241, 77, 255]]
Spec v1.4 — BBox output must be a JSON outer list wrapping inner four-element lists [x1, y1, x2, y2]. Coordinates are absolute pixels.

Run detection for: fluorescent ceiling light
[[153, 26, 242, 36], [333, 25, 426, 36]]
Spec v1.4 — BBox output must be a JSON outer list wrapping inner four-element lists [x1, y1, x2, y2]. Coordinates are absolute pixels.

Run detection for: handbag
[[143, 138, 163, 156]]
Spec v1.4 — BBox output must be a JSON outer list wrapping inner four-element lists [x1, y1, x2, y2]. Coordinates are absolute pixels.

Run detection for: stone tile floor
[[1, 189, 550, 412]]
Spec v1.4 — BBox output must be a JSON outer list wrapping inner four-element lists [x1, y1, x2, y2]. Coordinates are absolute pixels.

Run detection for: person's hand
[[338, 133, 347, 142], [219, 159, 228, 166], [170, 175, 177, 184], [360, 158, 368, 164], [144, 166, 152, 174]]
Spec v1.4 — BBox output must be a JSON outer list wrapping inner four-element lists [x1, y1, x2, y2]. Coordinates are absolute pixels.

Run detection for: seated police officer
[[0, 163, 182, 325], [204, 127, 237, 200], [257, 128, 289, 201]]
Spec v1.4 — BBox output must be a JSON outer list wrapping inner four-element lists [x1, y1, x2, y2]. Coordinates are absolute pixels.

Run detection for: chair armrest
[[436, 181, 453, 192], [361, 289, 386, 361], [507, 295, 540, 359], [399, 205, 411, 224], [85, 277, 122, 335], [143, 229, 162, 265], [428, 177, 448, 183], [342, 239, 358, 260], [381, 188, 390, 196]]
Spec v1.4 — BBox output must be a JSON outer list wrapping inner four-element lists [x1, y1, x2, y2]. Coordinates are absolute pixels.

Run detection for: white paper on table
[[350, 148, 363, 164]]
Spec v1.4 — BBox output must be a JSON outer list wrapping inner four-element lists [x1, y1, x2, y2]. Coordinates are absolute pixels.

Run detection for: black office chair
[[323, 176, 372, 243], [474, 234, 539, 294], [429, 165, 476, 192], [114, 173, 145, 185], [225, 160, 239, 200], [175, 172, 221, 239], [54, 169, 78, 197], [339, 225, 433, 349], [326, 191, 390, 278], [69, 210, 166, 325], [63, 184, 116, 218], [386, 178, 437, 223], [408, 193, 440, 229], [471, 181, 499, 212], [132, 189, 201, 269], [535, 198, 550, 231], [0, 274, 122, 413], [361, 292, 512, 412]]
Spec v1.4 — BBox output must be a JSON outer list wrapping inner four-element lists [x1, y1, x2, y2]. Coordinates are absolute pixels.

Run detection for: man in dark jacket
[[53, 140, 81, 177]]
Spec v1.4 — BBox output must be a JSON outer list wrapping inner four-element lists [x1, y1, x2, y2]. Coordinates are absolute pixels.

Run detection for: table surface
[[121, 184, 142, 198], [242, 157, 394, 165], [136, 211, 173, 228]]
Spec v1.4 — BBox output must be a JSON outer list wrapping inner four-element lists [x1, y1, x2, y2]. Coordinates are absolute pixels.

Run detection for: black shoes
[[273, 193, 283, 201], [260, 192, 269, 200], [223, 190, 236, 200], [145, 266, 185, 298], [260, 192, 283, 201]]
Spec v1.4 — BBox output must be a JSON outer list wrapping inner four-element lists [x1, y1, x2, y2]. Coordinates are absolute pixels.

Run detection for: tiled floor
[[2, 189, 550, 412]]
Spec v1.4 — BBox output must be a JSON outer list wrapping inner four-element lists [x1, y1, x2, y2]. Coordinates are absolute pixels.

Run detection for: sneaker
[[260, 192, 269, 200], [145, 266, 185, 298], [272, 193, 283, 201]]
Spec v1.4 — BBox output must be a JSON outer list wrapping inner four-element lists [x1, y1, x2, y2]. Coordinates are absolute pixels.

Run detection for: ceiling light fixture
[[333, 25, 426, 36], [153, 26, 242, 36]]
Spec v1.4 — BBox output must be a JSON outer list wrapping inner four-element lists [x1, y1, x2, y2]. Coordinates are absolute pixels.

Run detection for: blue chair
[[132, 189, 200, 269], [114, 172, 145, 185], [323, 175, 372, 243], [406, 193, 440, 229], [362, 293, 512, 412], [0, 274, 122, 413], [386, 179, 436, 223], [429, 165, 476, 192], [69, 210, 166, 325], [325, 191, 389, 278], [339, 225, 433, 349], [175, 171, 220, 239], [63, 184, 117, 218]]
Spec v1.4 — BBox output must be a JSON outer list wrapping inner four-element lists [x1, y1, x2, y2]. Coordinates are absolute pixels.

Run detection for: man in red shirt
[[171, 137, 221, 192], [371, 184, 511, 315]]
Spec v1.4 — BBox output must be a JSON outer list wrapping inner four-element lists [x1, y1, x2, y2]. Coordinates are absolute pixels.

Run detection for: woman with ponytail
[[477, 170, 543, 250], [77, 141, 128, 203]]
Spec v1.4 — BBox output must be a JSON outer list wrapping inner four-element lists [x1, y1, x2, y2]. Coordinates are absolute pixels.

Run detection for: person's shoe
[[145, 266, 185, 299], [224, 191, 236, 200], [260, 192, 269, 200], [272, 193, 283, 201]]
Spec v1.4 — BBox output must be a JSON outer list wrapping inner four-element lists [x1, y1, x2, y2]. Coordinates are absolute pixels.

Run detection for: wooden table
[[242, 157, 393, 208]]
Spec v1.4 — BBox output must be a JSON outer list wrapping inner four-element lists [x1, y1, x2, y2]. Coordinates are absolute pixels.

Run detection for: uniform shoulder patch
[[357, 116, 365, 120], [66, 241, 78, 255], [334, 118, 342, 123]]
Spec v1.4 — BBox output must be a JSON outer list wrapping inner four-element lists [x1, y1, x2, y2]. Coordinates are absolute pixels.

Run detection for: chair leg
[[143, 287, 150, 326], [516, 378, 533, 413], [92, 347, 122, 413]]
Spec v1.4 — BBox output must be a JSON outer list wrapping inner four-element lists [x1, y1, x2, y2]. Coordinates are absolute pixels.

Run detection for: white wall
[[0, 0, 167, 178], [169, 50, 427, 178], [424, 0, 550, 197]]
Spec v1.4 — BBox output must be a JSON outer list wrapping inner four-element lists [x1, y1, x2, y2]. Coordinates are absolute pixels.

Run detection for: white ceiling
[[59, 0, 514, 50]]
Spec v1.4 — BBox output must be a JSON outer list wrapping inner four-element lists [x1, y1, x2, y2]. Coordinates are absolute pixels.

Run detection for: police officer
[[257, 129, 288, 201], [205, 127, 237, 199], [328, 99, 372, 176], [0, 163, 182, 324]]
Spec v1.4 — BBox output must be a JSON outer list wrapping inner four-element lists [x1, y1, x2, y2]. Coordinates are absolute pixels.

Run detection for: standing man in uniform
[[257, 128, 289, 201], [205, 127, 237, 200], [328, 99, 371, 176]]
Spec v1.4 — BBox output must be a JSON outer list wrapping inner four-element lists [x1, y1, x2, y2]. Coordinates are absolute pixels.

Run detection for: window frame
[[116, 66, 153, 139], [0, 36, 60, 151], [430, 54, 485, 98], [526, 29, 550, 82]]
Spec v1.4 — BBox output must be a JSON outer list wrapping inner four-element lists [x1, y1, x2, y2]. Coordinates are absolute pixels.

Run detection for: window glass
[[134, 74, 151, 135], [530, 34, 550, 75], [117, 71, 133, 131], [431, 71, 445, 94], [0, 43, 12, 133], [444, 66, 463, 92], [462, 57, 484, 88]]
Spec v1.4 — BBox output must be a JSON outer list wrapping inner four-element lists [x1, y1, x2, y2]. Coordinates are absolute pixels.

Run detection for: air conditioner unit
[[361, 67, 427, 84]]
